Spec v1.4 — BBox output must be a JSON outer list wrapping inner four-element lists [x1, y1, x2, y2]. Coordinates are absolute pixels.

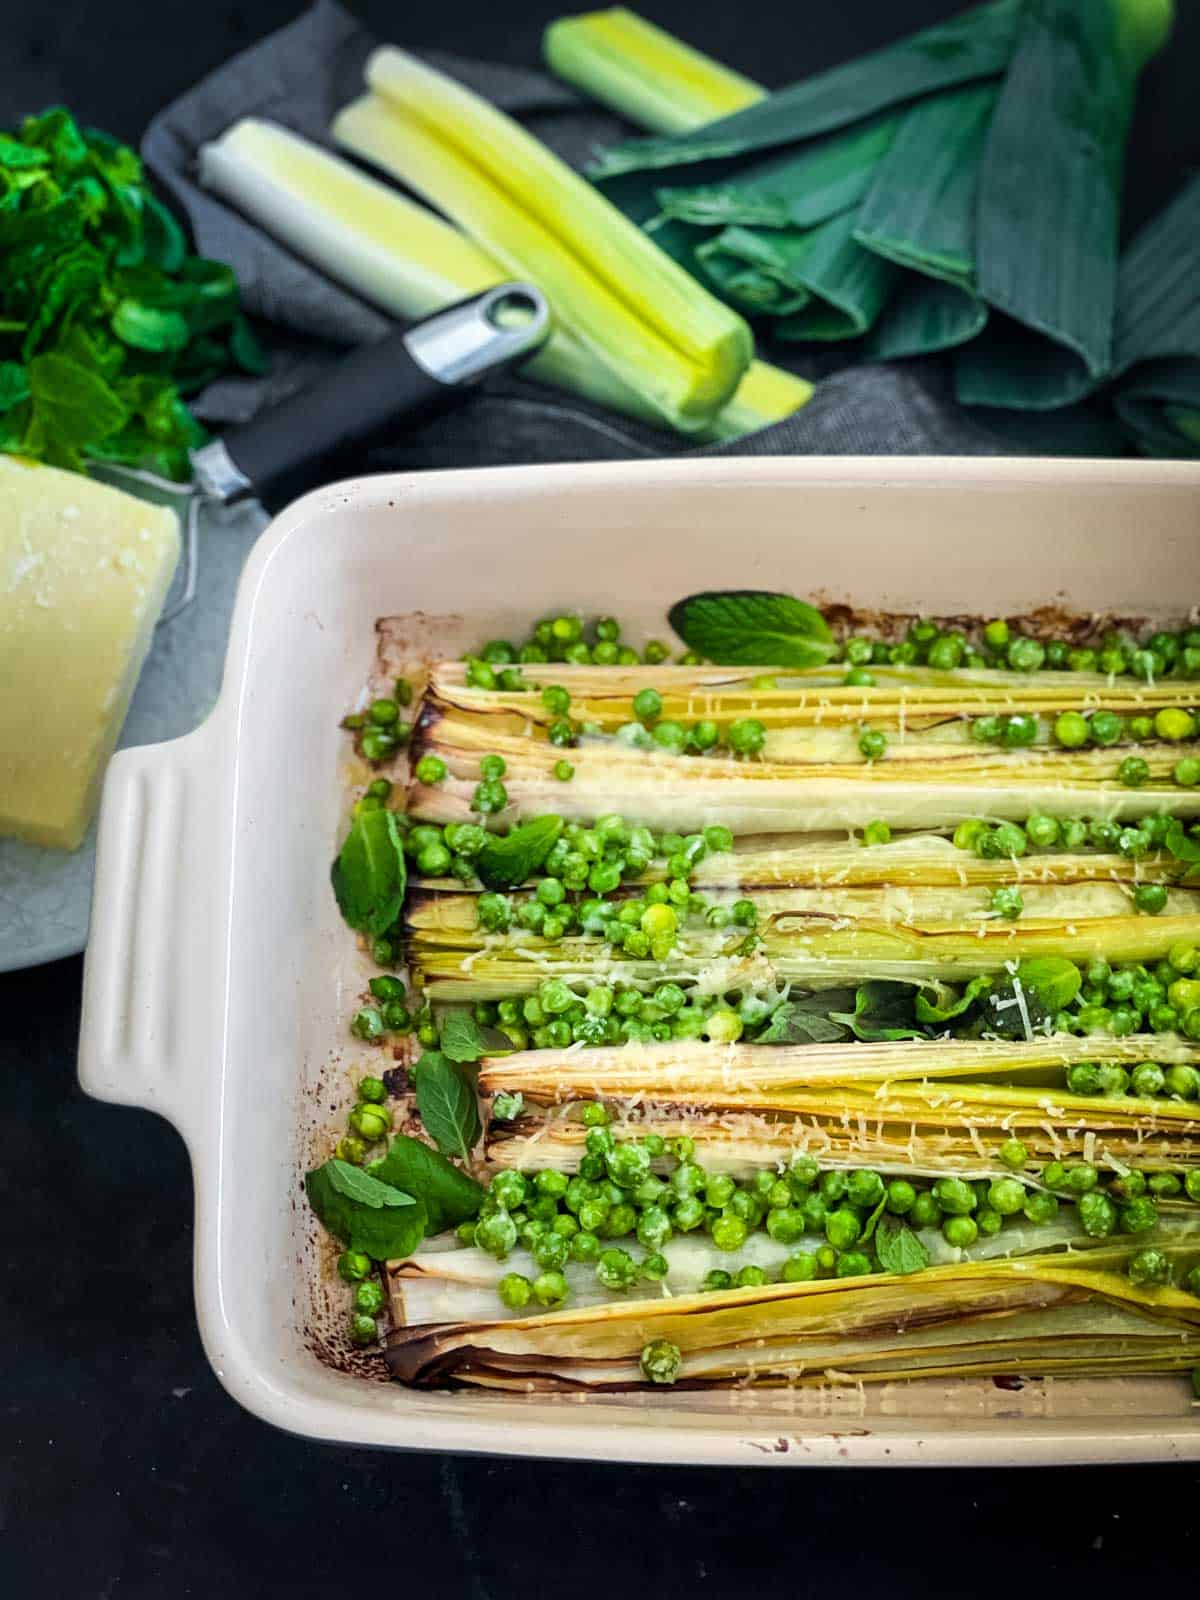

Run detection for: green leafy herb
[[1012, 956, 1083, 1012], [414, 1050, 482, 1161], [440, 1009, 513, 1063], [667, 591, 835, 668], [915, 975, 991, 1026], [860, 1192, 889, 1243], [874, 1214, 931, 1276], [304, 1158, 426, 1262], [758, 990, 856, 1045], [0, 106, 263, 479], [331, 807, 406, 938], [1165, 820, 1200, 881], [491, 1090, 525, 1122], [372, 1134, 484, 1236], [830, 980, 925, 1041], [475, 814, 563, 890]]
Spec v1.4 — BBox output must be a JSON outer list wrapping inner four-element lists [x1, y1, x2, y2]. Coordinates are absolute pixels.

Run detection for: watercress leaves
[[475, 815, 563, 889], [331, 807, 406, 938], [668, 591, 835, 668], [440, 1010, 512, 1063], [304, 1159, 426, 1262], [830, 981, 925, 1041], [874, 1214, 930, 1276], [372, 1134, 484, 1236], [415, 1051, 482, 1161]]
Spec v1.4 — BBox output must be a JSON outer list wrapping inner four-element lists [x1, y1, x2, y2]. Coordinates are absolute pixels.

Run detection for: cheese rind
[[0, 457, 180, 850]]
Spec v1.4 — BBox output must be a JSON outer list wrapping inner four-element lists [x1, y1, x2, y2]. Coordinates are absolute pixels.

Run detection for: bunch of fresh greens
[[0, 108, 264, 478]]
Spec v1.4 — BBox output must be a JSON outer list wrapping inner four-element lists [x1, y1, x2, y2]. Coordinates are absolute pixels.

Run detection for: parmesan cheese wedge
[[0, 456, 180, 850]]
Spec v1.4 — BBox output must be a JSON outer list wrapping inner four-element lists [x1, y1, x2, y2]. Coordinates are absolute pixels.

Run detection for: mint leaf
[[331, 807, 406, 937], [305, 1160, 426, 1261], [1012, 957, 1082, 1014], [441, 1010, 512, 1063], [758, 991, 855, 1045], [861, 1192, 889, 1243], [373, 1134, 484, 1236], [874, 1214, 930, 1276], [325, 1159, 416, 1209], [830, 981, 925, 1041], [668, 591, 835, 668], [415, 1051, 481, 1161], [1165, 820, 1200, 882], [475, 815, 563, 890], [915, 975, 991, 1026]]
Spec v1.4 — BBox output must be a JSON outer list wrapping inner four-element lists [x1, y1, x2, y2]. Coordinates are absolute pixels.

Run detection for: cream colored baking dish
[[79, 456, 1200, 1464]]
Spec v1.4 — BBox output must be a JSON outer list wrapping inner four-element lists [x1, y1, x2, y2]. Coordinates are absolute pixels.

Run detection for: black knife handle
[[190, 283, 549, 512]]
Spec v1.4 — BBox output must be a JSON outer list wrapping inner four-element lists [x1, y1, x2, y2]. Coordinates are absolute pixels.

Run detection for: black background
[[3, 4, 1199, 1595]]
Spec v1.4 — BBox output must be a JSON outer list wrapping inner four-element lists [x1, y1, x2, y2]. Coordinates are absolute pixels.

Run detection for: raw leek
[[339, 49, 753, 428], [199, 119, 808, 441], [543, 7, 764, 135]]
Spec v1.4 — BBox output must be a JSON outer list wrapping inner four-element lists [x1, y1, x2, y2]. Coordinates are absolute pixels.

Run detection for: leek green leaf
[[590, 0, 1023, 180]]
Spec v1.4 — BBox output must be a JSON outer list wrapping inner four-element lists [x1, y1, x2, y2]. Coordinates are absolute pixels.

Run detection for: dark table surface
[[4, 3, 1199, 1594]]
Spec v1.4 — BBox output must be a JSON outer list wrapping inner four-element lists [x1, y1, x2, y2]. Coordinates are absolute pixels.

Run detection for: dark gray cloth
[[142, 0, 1062, 466]]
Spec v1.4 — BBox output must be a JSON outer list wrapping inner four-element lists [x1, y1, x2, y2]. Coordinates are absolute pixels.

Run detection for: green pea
[[1026, 813, 1060, 848], [782, 1252, 818, 1282], [863, 820, 891, 846], [415, 754, 447, 785], [988, 1177, 1025, 1216], [337, 1250, 371, 1283], [1001, 714, 1038, 749], [1134, 883, 1168, 915], [639, 1339, 682, 1385], [632, 687, 662, 723], [728, 718, 767, 756], [1127, 1248, 1170, 1287], [498, 1272, 533, 1310], [1023, 1191, 1059, 1225], [858, 726, 887, 761], [703, 1269, 732, 1292], [885, 1179, 916, 1215], [1088, 711, 1123, 746], [824, 1206, 861, 1249], [998, 1138, 1029, 1170], [1119, 1197, 1160, 1234], [942, 1215, 978, 1248]]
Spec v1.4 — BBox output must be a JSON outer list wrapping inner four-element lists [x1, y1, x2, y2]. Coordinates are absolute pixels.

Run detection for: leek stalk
[[543, 7, 764, 135], [345, 49, 754, 426], [199, 120, 809, 442]]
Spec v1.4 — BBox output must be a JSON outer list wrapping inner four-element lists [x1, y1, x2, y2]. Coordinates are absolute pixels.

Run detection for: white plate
[[79, 457, 1200, 1464], [0, 498, 266, 973]]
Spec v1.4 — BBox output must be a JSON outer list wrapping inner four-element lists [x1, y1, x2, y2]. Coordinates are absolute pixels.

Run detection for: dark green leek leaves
[[591, 0, 1023, 180], [956, 0, 1171, 410]]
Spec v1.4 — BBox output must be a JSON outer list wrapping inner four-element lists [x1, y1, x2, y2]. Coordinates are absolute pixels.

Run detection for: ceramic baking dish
[[79, 456, 1200, 1465]]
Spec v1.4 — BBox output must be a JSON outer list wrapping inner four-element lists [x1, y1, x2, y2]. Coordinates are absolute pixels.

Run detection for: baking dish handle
[[78, 720, 226, 1142]]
